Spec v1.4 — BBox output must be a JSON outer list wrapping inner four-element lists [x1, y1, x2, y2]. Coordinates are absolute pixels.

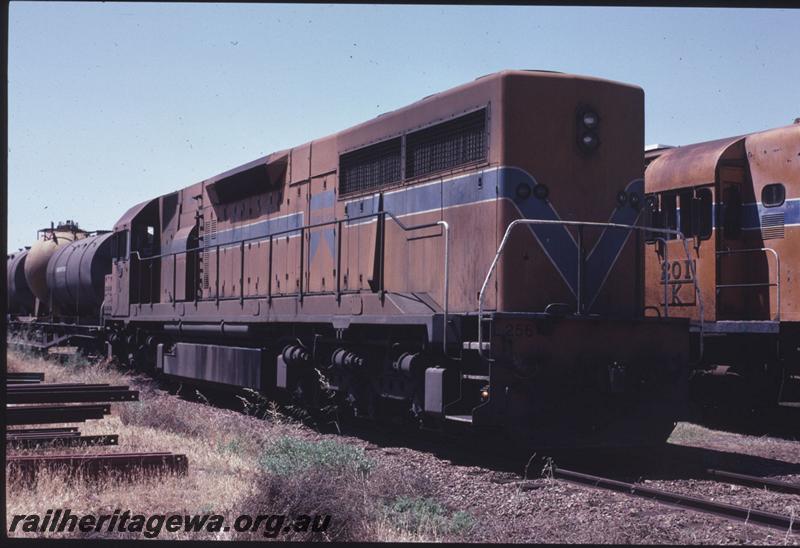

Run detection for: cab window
[[113, 230, 128, 259], [762, 183, 785, 208], [644, 194, 662, 243], [679, 190, 694, 238], [695, 188, 713, 240], [662, 193, 678, 240]]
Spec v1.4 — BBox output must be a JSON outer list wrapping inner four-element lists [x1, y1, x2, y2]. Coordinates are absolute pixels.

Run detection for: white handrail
[[477, 220, 703, 362], [436, 221, 450, 356], [716, 247, 781, 321]]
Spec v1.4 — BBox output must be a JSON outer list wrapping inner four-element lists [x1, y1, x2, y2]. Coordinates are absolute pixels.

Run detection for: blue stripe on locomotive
[[680, 198, 799, 232], [206, 166, 646, 303]]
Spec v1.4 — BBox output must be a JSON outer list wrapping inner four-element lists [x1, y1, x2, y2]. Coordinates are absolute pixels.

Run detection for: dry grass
[[5, 349, 472, 541], [669, 422, 800, 466], [8, 348, 798, 544]]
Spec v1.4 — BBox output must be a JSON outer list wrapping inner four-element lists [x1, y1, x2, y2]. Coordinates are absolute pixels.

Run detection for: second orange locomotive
[[644, 122, 800, 410]]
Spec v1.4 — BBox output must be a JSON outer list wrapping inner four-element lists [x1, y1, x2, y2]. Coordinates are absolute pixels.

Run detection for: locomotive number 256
[[502, 323, 534, 338]]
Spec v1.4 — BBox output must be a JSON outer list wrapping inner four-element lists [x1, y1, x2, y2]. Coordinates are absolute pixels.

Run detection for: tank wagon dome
[[7, 248, 36, 315], [46, 231, 114, 317], [24, 220, 89, 303]]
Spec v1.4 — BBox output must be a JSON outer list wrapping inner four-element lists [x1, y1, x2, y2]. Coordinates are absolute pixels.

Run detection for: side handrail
[[652, 238, 670, 319], [716, 247, 781, 321], [125, 210, 451, 351], [127, 210, 438, 262], [436, 221, 450, 356], [477, 220, 703, 362]]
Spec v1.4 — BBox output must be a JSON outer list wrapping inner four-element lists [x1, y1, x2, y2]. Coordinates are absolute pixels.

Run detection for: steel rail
[[7, 372, 45, 381], [7, 434, 119, 449], [6, 383, 112, 390], [7, 431, 82, 439], [705, 468, 800, 496], [553, 467, 799, 533], [6, 404, 111, 425], [6, 426, 80, 434], [7, 452, 188, 482], [6, 388, 139, 404]]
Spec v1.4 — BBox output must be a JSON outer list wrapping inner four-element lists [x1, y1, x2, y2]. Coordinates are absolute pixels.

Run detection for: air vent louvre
[[340, 137, 401, 196], [201, 218, 218, 290], [406, 109, 487, 179], [761, 212, 785, 240]]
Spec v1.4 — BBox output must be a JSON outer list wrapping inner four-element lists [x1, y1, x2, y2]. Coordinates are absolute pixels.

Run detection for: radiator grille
[[761, 212, 785, 240], [405, 109, 486, 179], [339, 137, 401, 196]]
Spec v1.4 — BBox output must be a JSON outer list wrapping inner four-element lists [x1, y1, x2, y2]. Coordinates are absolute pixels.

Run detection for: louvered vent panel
[[339, 137, 402, 196], [761, 212, 785, 240], [202, 217, 217, 289], [406, 109, 487, 179]]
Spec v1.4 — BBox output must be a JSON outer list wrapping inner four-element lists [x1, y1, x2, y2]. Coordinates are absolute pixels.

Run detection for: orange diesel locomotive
[[10, 71, 695, 449], [643, 122, 800, 409]]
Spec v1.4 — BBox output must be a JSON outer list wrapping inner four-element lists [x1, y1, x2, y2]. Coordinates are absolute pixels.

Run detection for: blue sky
[[8, 3, 799, 251]]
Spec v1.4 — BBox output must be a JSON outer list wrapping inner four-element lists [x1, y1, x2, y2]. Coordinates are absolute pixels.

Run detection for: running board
[[462, 374, 490, 382], [444, 414, 473, 424], [462, 341, 491, 351]]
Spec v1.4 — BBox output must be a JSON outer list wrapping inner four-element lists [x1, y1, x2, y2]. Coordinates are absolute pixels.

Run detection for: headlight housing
[[577, 107, 600, 153]]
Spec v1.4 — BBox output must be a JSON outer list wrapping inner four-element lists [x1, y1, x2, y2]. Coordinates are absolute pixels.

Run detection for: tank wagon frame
[[7, 221, 114, 353]]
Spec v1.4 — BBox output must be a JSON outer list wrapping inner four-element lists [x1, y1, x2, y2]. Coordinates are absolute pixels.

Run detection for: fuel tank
[[24, 221, 88, 303], [46, 232, 114, 317], [7, 249, 36, 315]]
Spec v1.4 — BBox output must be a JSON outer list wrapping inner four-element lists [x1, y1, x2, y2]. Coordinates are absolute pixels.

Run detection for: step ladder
[[462, 341, 491, 352]]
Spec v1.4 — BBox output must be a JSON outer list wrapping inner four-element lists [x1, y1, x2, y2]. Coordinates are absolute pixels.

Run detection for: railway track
[[5, 370, 188, 483], [321, 415, 800, 534], [551, 467, 799, 533], [704, 467, 800, 496], [8, 355, 799, 536], [7, 453, 189, 484]]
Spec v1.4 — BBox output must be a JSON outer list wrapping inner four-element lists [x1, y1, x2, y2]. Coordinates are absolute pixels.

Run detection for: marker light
[[617, 190, 628, 206], [516, 182, 532, 200], [581, 110, 599, 129], [533, 184, 549, 201], [629, 192, 641, 209], [579, 131, 599, 151]]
